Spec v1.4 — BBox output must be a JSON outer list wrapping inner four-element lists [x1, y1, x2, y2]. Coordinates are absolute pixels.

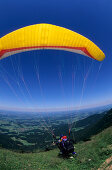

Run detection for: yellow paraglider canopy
[[0, 23, 105, 61]]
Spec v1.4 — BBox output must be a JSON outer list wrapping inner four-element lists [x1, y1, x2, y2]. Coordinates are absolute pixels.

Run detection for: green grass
[[0, 126, 112, 170]]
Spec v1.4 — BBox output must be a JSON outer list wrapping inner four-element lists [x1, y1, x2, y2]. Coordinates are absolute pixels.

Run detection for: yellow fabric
[[0, 23, 105, 61]]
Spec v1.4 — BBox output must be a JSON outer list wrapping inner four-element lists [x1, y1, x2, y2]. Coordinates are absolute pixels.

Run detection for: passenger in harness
[[53, 134, 76, 156]]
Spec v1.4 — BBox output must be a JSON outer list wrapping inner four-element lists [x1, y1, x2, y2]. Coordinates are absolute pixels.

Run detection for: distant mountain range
[[0, 103, 112, 115]]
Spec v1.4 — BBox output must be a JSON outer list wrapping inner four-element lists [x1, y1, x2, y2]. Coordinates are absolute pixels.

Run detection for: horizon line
[[0, 100, 112, 113]]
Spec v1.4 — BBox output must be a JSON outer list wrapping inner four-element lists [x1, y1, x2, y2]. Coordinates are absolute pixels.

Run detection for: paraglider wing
[[0, 23, 105, 61]]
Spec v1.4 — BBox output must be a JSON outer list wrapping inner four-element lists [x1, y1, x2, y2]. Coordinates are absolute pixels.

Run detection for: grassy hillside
[[0, 126, 112, 170]]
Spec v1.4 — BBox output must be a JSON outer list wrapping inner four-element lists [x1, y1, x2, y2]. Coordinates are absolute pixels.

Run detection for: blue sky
[[0, 0, 112, 111]]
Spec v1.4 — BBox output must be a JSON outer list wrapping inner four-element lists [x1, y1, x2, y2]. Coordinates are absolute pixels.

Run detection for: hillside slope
[[0, 126, 112, 170], [74, 109, 112, 142], [75, 112, 105, 128]]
